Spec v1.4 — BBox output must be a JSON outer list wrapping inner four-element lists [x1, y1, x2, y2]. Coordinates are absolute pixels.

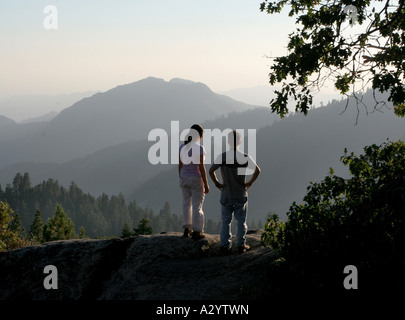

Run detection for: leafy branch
[[261, 0, 405, 118]]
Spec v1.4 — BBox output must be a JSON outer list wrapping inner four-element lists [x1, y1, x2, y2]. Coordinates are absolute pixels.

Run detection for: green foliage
[[120, 223, 132, 238], [0, 201, 29, 252], [78, 226, 86, 239], [43, 205, 75, 242], [394, 103, 405, 117], [262, 140, 405, 294], [260, 0, 405, 117], [29, 209, 44, 243], [133, 218, 153, 236], [262, 213, 285, 251]]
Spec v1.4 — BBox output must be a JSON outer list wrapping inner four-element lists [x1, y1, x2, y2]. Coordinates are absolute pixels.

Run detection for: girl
[[178, 124, 209, 240]]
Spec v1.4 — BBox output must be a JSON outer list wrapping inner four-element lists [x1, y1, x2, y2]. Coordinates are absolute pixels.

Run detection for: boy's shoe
[[220, 246, 232, 255], [191, 231, 206, 240], [238, 244, 250, 254], [183, 228, 192, 238]]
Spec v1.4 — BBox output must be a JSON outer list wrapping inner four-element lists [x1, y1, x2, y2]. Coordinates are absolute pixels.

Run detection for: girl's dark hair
[[184, 124, 204, 145]]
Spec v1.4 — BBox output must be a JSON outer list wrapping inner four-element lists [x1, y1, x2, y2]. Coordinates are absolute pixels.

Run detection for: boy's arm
[[209, 166, 226, 190], [244, 165, 261, 190]]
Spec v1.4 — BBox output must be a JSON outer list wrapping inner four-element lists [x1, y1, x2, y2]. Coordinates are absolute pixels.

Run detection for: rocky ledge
[[0, 230, 275, 300]]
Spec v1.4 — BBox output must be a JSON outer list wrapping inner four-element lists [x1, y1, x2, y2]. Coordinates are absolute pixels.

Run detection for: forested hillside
[[0, 173, 262, 239]]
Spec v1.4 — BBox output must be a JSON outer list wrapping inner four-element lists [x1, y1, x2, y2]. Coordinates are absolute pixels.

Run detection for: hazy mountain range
[[0, 77, 258, 168], [0, 77, 404, 225], [0, 92, 96, 123], [0, 77, 272, 204]]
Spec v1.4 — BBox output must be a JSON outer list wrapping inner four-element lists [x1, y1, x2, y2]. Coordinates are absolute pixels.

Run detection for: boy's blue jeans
[[220, 195, 248, 248]]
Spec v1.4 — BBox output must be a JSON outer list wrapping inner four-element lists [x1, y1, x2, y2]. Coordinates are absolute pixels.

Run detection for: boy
[[209, 130, 261, 254]]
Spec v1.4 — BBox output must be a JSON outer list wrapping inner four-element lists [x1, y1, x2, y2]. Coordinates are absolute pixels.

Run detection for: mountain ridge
[[0, 77, 258, 169], [0, 106, 275, 198], [0, 92, 96, 123]]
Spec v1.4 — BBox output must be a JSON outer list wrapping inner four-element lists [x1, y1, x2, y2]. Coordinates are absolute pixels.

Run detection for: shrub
[[262, 140, 405, 295]]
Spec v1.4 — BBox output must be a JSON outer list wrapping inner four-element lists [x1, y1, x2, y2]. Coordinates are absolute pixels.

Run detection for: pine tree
[[133, 218, 153, 236], [30, 210, 44, 243], [22, 173, 31, 194], [12, 173, 23, 197], [78, 226, 86, 239], [9, 213, 24, 235], [43, 205, 75, 242], [121, 222, 132, 238]]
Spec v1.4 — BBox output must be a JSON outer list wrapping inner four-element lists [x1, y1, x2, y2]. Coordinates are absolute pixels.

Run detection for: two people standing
[[178, 125, 261, 253]]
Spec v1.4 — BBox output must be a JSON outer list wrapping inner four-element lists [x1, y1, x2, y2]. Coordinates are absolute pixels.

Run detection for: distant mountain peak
[[109, 77, 206, 91], [169, 78, 196, 85], [103, 77, 213, 98], [169, 78, 212, 94], [135, 76, 207, 89], [139, 76, 166, 83]]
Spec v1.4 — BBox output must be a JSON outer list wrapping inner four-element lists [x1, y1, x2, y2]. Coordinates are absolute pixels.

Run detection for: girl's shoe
[[191, 231, 206, 240], [183, 228, 192, 238]]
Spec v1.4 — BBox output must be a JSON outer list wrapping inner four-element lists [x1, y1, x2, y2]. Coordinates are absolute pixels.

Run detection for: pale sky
[[0, 0, 298, 100]]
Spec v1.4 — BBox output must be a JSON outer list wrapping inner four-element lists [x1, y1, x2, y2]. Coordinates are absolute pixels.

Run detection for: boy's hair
[[228, 130, 241, 149]]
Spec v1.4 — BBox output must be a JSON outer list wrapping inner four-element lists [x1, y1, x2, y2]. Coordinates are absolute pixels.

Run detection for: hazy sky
[[0, 0, 299, 100]]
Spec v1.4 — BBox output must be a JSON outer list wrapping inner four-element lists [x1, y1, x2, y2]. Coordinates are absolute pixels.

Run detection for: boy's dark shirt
[[210, 149, 257, 199]]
